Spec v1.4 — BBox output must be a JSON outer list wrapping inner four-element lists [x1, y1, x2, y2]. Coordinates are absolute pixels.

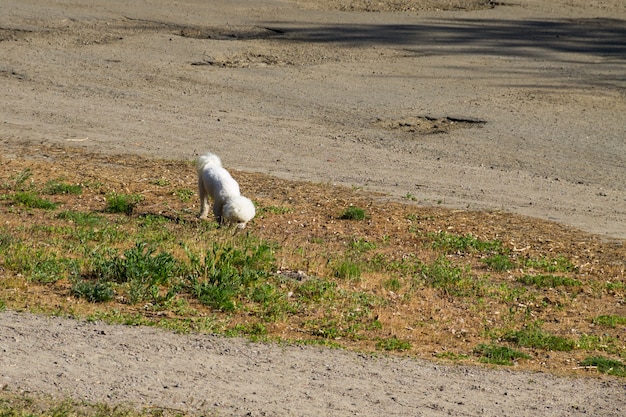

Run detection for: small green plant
[[592, 315, 626, 328], [383, 277, 402, 291], [105, 192, 143, 215], [175, 188, 194, 202], [332, 259, 362, 281], [516, 274, 581, 288], [12, 191, 58, 209], [71, 279, 115, 303], [473, 343, 530, 365], [56, 210, 104, 227], [349, 237, 376, 252], [580, 356, 626, 377], [259, 205, 291, 215], [523, 255, 576, 273], [87, 243, 179, 304], [6, 168, 32, 190], [482, 254, 514, 271], [377, 336, 412, 351], [151, 178, 170, 186], [427, 231, 503, 254], [419, 257, 476, 296], [339, 206, 367, 220], [44, 180, 82, 195], [502, 326, 575, 351]]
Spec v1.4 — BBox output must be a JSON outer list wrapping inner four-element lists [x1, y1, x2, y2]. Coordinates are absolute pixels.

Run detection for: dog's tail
[[196, 152, 223, 173]]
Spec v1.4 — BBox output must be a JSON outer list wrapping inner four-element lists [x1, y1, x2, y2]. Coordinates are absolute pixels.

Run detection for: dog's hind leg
[[198, 177, 210, 219]]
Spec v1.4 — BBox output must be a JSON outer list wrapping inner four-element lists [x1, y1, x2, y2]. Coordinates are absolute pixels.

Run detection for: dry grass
[[1, 144, 625, 377]]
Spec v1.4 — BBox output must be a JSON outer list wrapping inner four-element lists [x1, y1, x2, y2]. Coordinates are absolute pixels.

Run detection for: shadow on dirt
[[267, 18, 626, 60]]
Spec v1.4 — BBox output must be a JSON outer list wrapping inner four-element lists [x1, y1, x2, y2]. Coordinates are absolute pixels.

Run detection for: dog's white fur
[[196, 152, 255, 228]]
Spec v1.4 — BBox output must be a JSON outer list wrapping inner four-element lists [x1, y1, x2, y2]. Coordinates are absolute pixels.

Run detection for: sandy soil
[[2, 310, 625, 417], [1, 0, 625, 416]]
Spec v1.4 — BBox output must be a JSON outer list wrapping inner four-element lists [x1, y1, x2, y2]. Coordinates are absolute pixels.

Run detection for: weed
[[339, 206, 367, 220], [175, 188, 194, 202], [259, 205, 291, 215], [348, 237, 377, 253], [185, 237, 275, 312], [11, 191, 58, 210], [376, 336, 411, 351], [105, 192, 143, 215], [516, 274, 581, 288], [71, 279, 115, 303], [332, 259, 362, 281], [576, 334, 623, 355], [418, 257, 479, 296], [473, 343, 530, 365], [4, 168, 32, 190], [44, 180, 82, 195], [592, 315, 626, 328], [151, 178, 170, 186], [482, 254, 514, 271], [580, 356, 626, 377], [56, 210, 104, 227], [87, 243, 179, 304], [427, 231, 503, 254], [294, 278, 336, 303], [523, 255, 576, 273], [383, 277, 402, 291], [502, 326, 575, 351]]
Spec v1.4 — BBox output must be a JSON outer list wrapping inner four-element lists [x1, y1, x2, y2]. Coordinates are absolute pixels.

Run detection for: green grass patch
[[105, 192, 143, 215], [11, 191, 58, 209], [580, 356, 626, 377], [44, 180, 83, 195], [591, 315, 626, 328], [473, 343, 530, 365], [339, 206, 367, 220], [482, 254, 514, 271], [502, 326, 575, 351], [427, 231, 503, 254], [376, 336, 411, 351], [523, 255, 576, 273]]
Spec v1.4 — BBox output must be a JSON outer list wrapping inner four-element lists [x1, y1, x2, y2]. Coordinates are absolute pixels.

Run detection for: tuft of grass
[[473, 343, 530, 365], [11, 191, 58, 209], [71, 279, 115, 303], [332, 259, 362, 281], [482, 254, 514, 271], [502, 326, 575, 351], [185, 238, 275, 312], [427, 231, 503, 254], [44, 180, 83, 195], [592, 315, 626, 328], [523, 255, 576, 273], [418, 257, 480, 296], [56, 210, 104, 227], [339, 206, 367, 220], [175, 188, 194, 202], [383, 277, 402, 291], [87, 242, 180, 305], [376, 336, 412, 351], [516, 274, 581, 288], [580, 356, 626, 377], [105, 192, 143, 215]]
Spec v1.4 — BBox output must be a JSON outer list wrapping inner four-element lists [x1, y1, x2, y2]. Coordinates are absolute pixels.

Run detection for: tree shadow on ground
[[269, 17, 626, 60]]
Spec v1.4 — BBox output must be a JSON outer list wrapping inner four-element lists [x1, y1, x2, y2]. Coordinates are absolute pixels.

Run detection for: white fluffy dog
[[196, 152, 255, 228]]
